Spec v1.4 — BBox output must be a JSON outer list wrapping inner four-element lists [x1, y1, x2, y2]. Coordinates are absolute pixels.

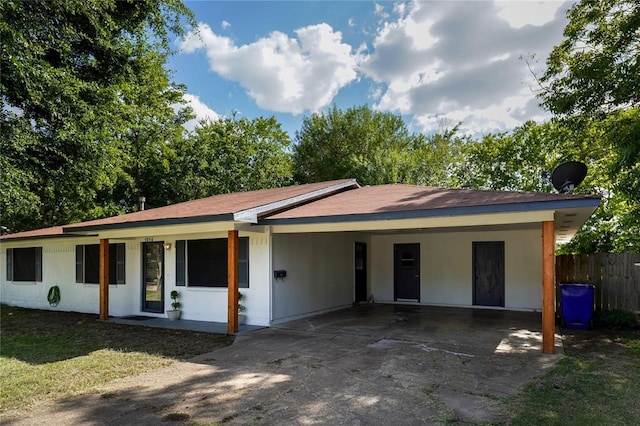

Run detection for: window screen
[[176, 237, 249, 288], [75, 244, 125, 284], [188, 239, 227, 287], [6, 247, 42, 282]]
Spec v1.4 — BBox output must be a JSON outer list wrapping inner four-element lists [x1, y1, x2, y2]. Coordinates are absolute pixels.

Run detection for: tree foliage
[[538, 0, 640, 252], [540, 0, 639, 199], [293, 105, 462, 186], [452, 118, 637, 253], [104, 50, 193, 212], [541, 0, 639, 118], [169, 116, 293, 202], [0, 0, 193, 231]]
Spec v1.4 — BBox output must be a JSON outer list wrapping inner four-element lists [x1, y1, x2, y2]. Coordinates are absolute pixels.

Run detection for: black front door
[[355, 242, 367, 302], [142, 242, 164, 313], [473, 242, 505, 307], [394, 243, 420, 301]]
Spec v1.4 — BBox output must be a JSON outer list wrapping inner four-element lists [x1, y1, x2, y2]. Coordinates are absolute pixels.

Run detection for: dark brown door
[[355, 242, 367, 302], [394, 243, 420, 301], [473, 242, 505, 307], [142, 242, 164, 313]]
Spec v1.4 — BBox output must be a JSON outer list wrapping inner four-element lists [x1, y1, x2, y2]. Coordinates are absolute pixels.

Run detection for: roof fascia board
[[233, 179, 360, 223], [270, 210, 556, 234], [84, 220, 236, 240], [261, 198, 600, 226], [63, 213, 235, 234], [0, 233, 99, 244], [0, 233, 95, 242]]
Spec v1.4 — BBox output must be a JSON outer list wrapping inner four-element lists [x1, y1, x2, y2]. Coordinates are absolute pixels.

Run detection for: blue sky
[[168, 1, 574, 138]]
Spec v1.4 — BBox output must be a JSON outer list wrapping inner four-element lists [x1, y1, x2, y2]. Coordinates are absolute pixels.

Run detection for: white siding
[[370, 228, 542, 310], [162, 231, 271, 326], [0, 231, 272, 326], [0, 237, 139, 316], [271, 233, 358, 322], [1, 224, 544, 324]]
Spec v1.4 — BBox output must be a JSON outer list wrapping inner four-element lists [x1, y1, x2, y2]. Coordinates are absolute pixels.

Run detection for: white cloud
[[374, 3, 388, 19], [359, 0, 573, 134], [181, 93, 220, 131], [179, 23, 357, 115], [496, 1, 566, 29], [177, 1, 573, 136]]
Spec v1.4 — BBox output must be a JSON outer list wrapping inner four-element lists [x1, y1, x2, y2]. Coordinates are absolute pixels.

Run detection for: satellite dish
[[551, 161, 587, 194]]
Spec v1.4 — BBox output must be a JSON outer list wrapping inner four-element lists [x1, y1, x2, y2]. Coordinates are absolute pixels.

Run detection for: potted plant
[[167, 290, 181, 321], [238, 291, 247, 325]]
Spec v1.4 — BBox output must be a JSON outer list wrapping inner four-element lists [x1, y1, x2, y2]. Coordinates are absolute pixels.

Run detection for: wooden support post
[[542, 221, 555, 354], [99, 238, 109, 321], [227, 230, 239, 333]]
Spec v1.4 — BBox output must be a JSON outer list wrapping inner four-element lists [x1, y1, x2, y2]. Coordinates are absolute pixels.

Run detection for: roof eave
[[62, 213, 235, 233], [260, 197, 602, 226]]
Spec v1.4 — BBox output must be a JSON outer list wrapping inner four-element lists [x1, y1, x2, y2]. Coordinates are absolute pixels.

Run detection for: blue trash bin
[[559, 283, 595, 329]]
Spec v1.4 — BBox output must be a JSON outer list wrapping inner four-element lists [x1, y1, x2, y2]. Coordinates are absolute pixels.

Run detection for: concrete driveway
[[9, 304, 562, 425]]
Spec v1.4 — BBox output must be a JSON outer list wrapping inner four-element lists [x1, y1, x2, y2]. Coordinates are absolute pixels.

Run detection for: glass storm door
[[142, 242, 164, 313]]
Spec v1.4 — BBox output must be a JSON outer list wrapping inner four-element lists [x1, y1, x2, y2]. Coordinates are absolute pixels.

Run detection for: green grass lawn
[[506, 327, 640, 426], [0, 305, 233, 418]]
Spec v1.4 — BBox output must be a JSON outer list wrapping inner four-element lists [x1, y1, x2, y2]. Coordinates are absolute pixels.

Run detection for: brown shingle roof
[[264, 184, 601, 221], [1, 180, 357, 239], [63, 179, 356, 231], [0, 226, 66, 240], [0, 181, 601, 240]]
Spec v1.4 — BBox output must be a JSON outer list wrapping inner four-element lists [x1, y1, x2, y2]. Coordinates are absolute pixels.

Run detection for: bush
[[595, 309, 639, 329]]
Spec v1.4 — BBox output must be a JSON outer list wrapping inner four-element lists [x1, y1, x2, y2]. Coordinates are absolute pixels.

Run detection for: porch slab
[[108, 316, 264, 335]]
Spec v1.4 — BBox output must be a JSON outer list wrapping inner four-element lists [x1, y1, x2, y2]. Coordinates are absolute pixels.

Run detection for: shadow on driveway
[[6, 304, 562, 425]]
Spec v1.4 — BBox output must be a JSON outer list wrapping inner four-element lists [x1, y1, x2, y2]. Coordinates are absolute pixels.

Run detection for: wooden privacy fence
[[556, 253, 640, 313]]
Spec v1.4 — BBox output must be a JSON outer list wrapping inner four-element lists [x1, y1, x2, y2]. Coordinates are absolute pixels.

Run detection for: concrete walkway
[[7, 305, 563, 425], [108, 315, 264, 334]]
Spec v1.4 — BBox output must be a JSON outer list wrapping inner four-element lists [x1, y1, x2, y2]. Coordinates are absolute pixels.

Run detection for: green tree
[[293, 105, 460, 186], [103, 50, 193, 213], [0, 0, 193, 231], [453, 119, 636, 253], [540, 0, 640, 200], [454, 120, 611, 192], [541, 0, 639, 119], [539, 0, 639, 252], [169, 116, 293, 202], [0, 109, 40, 232], [412, 125, 467, 188]]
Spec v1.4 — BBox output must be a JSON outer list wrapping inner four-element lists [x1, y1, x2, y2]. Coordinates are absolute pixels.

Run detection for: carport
[[264, 184, 600, 354]]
